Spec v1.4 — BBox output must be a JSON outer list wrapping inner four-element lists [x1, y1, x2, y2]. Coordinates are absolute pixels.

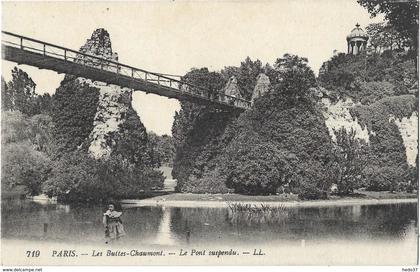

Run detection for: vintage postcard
[[1, 0, 418, 268]]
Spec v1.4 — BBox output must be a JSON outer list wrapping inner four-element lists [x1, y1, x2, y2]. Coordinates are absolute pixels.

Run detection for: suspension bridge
[[1, 31, 251, 111]]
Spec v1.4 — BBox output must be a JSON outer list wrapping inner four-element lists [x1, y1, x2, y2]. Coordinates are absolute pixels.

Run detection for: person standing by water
[[103, 202, 126, 243]]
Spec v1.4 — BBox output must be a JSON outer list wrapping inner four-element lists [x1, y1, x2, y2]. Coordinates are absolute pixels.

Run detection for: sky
[[1, 0, 384, 135]]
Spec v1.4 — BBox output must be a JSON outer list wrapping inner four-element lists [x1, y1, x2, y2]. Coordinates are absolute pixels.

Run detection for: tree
[[157, 134, 176, 165], [51, 77, 100, 153], [172, 68, 236, 187], [42, 151, 164, 202], [365, 165, 408, 192], [2, 142, 51, 195], [35, 93, 54, 115], [318, 50, 417, 103], [224, 140, 293, 195], [148, 132, 175, 166], [272, 54, 316, 100], [366, 22, 409, 53], [220, 75, 334, 198], [1, 77, 11, 110], [29, 114, 57, 155], [1, 111, 32, 145], [358, 0, 418, 51], [172, 109, 236, 192], [333, 128, 368, 194], [3, 67, 41, 115], [1, 111, 54, 195], [42, 151, 100, 201], [350, 95, 416, 192], [172, 54, 334, 198], [109, 107, 157, 168], [181, 68, 225, 99], [290, 159, 336, 200], [147, 132, 161, 167], [221, 57, 264, 100]]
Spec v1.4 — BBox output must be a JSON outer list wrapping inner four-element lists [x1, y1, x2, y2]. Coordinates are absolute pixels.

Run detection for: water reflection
[[1, 199, 417, 247], [154, 207, 177, 245]]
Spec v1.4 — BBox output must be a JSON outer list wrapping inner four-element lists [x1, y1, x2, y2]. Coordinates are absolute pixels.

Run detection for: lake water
[[1, 199, 418, 265]]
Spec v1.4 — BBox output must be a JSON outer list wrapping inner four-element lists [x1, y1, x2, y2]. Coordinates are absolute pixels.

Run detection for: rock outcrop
[[224, 76, 241, 98], [320, 97, 371, 143], [251, 73, 270, 105], [319, 93, 418, 167], [391, 112, 418, 166], [77, 28, 116, 63], [85, 80, 133, 159], [70, 28, 147, 159]]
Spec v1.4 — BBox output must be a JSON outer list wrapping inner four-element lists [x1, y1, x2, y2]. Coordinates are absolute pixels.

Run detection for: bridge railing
[[2, 31, 251, 110]]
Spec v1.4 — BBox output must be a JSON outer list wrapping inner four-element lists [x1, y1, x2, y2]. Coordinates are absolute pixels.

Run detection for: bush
[[332, 128, 368, 195], [180, 168, 231, 194], [172, 108, 237, 192], [42, 152, 164, 202], [97, 155, 164, 197], [217, 89, 334, 198], [1, 111, 54, 195], [224, 141, 292, 195], [289, 160, 335, 200], [318, 51, 417, 104], [172, 54, 334, 199], [1, 111, 32, 145], [348, 95, 415, 192], [364, 165, 408, 191], [42, 151, 99, 201], [2, 141, 51, 195]]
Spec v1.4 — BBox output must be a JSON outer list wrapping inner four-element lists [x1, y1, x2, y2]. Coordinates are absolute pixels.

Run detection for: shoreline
[[121, 194, 418, 208], [10, 191, 418, 208]]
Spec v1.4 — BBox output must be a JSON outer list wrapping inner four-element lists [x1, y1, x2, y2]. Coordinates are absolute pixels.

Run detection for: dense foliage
[[3, 13, 419, 202], [108, 107, 157, 168], [272, 54, 316, 100], [319, 22, 418, 194], [42, 151, 163, 202], [172, 55, 335, 199], [1, 68, 53, 116], [174, 33, 418, 198], [223, 96, 334, 198], [366, 22, 409, 53], [2, 68, 37, 115], [148, 132, 176, 166], [332, 128, 368, 194], [1, 111, 54, 195], [51, 76, 100, 153], [2, 68, 164, 202], [357, 0, 418, 50], [318, 51, 417, 103], [350, 95, 417, 191], [173, 107, 237, 193], [221, 57, 265, 100]]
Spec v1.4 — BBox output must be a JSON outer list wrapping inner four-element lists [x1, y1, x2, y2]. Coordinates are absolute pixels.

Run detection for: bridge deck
[[1, 31, 251, 111]]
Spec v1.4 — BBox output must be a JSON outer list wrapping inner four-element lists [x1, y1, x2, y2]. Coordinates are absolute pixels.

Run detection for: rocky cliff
[[53, 28, 148, 161], [224, 76, 241, 98], [251, 73, 270, 105], [391, 111, 418, 167], [317, 50, 418, 171], [319, 94, 418, 167], [320, 97, 371, 143]]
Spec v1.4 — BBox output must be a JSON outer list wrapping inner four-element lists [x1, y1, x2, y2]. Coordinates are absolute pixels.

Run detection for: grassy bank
[[121, 190, 417, 208]]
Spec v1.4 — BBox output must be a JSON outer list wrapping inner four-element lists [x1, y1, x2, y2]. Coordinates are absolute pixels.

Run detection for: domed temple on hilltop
[[347, 23, 369, 55]]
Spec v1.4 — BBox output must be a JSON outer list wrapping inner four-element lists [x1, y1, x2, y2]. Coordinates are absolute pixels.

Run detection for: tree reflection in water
[[1, 200, 417, 247]]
